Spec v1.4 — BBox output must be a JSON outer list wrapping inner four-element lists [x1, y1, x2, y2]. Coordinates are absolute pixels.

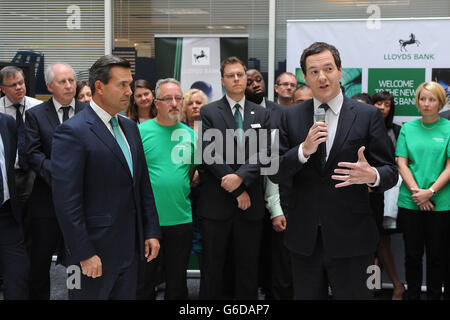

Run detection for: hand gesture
[[272, 215, 287, 232], [80, 255, 102, 278], [145, 238, 160, 262], [302, 122, 328, 158], [332, 146, 377, 188], [236, 191, 251, 210], [221, 174, 243, 193]]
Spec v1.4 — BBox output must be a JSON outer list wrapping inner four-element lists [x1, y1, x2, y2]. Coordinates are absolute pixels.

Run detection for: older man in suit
[[198, 57, 271, 300], [25, 63, 87, 299], [271, 42, 397, 299], [0, 113, 30, 299], [51, 55, 161, 300]]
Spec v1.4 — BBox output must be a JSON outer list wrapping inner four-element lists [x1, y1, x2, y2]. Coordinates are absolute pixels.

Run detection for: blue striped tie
[[110, 117, 133, 177]]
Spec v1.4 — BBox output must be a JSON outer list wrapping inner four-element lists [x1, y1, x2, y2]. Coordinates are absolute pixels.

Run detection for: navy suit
[[0, 113, 29, 299], [51, 105, 161, 299], [272, 97, 397, 299], [24, 98, 87, 299], [198, 96, 270, 299]]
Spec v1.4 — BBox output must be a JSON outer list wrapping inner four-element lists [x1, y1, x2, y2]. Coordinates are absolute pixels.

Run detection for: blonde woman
[[396, 81, 450, 300], [181, 88, 209, 132]]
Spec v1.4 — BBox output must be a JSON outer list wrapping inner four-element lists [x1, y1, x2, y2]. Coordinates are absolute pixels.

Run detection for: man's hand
[[302, 122, 328, 158], [236, 191, 251, 211], [272, 215, 286, 232], [221, 174, 243, 193], [191, 170, 200, 188], [80, 255, 102, 278], [145, 238, 160, 262], [332, 146, 377, 188], [411, 188, 433, 207]]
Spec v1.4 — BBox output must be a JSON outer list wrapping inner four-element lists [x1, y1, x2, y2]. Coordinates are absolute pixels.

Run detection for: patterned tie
[[61, 106, 71, 123], [13, 104, 27, 169], [233, 104, 243, 142], [110, 117, 133, 177], [318, 104, 329, 167]]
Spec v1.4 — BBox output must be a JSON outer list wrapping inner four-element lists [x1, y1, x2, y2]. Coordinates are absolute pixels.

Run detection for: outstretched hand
[[331, 146, 377, 188]]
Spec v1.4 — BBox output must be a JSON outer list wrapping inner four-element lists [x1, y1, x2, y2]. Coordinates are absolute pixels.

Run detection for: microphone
[[314, 107, 326, 123]]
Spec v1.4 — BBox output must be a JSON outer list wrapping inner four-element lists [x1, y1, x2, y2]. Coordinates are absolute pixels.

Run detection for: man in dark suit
[[25, 63, 87, 299], [271, 42, 397, 299], [440, 109, 450, 120], [0, 113, 30, 299], [198, 57, 270, 300], [246, 68, 292, 300], [51, 55, 161, 300]]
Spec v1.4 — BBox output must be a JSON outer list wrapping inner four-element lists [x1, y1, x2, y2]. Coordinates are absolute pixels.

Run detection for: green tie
[[110, 117, 133, 177], [233, 104, 243, 142]]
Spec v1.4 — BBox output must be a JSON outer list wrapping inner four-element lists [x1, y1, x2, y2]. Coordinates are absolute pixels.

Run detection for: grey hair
[[0, 66, 24, 85], [155, 78, 181, 98], [44, 63, 76, 84]]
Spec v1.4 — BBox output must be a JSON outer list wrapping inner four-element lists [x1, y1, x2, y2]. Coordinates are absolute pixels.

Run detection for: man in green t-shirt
[[138, 78, 196, 300]]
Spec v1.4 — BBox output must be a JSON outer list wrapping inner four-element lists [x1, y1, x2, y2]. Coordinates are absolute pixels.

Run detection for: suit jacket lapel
[[243, 101, 255, 131], [325, 98, 356, 170], [45, 98, 61, 129], [218, 96, 237, 129], [0, 117, 12, 171], [86, 107, 132, 179]]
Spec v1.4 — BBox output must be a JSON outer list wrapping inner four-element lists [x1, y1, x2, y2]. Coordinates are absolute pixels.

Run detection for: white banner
[[287, 18, 450, 121], [180, 37, 222, 102]]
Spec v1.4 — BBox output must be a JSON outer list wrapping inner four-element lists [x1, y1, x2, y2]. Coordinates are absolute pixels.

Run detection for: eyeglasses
[[1, 80, 25, 88], [224, 72, 245, 80], [157, 96, 184, 104], [277, 82, 297, 88]]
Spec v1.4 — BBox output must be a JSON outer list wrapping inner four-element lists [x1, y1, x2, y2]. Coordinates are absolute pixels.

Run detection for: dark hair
[[75, 80, 89, 99], [351, 93, 373, 105], [0, 66, 24, 85], [89, 55, 131, 95], [300, 42, 342, 75], [291, 84, 310, 100], [372, 91, 396, 129], [127, 79, 156, 122], [220, 56, 247, 77]]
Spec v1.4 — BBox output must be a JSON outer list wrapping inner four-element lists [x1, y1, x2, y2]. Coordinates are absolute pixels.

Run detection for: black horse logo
[[193, 50, 207, 63], [399, 33, 421, 52]]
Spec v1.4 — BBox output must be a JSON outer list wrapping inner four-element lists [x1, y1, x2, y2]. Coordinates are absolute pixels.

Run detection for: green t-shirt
[[395, 117, 450, 211], [139, 119, 197, 226]]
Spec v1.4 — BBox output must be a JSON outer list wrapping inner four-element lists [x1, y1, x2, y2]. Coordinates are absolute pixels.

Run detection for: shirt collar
[[4, 96, 25, 107], [260, 98, 267, 108], [89, 99, 117, 126], [226, 94, 246, 112], [53, 97, 75, 111], [313, 91, 343, 116]]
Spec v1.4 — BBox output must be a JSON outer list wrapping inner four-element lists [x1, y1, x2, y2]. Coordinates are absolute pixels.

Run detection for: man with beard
[[246, 68, 293, 300], [138, 78, 197, 299]]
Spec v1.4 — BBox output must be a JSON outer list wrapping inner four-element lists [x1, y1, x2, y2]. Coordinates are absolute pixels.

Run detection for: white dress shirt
[[90, 100, 132, 162], [0, 95, 42, 121], [226, 95, 245, 120], [52, 97, 75, 124]]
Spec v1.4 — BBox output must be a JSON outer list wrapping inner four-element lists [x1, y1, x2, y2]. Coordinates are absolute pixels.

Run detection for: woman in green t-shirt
[[396, 81, 450, 300]]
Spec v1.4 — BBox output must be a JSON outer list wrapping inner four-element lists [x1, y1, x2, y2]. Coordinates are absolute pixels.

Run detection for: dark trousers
[[137, 222, 192, 300], [15, 168, 35, 255], [398, 208, 449, 300], [69, 253, 139, 300], [0, 201, 30, 299], [200, 215, 263, 300], [290, 228, 373, 300], [270, 228, 293, 299], [29, 217, 62, 300]]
